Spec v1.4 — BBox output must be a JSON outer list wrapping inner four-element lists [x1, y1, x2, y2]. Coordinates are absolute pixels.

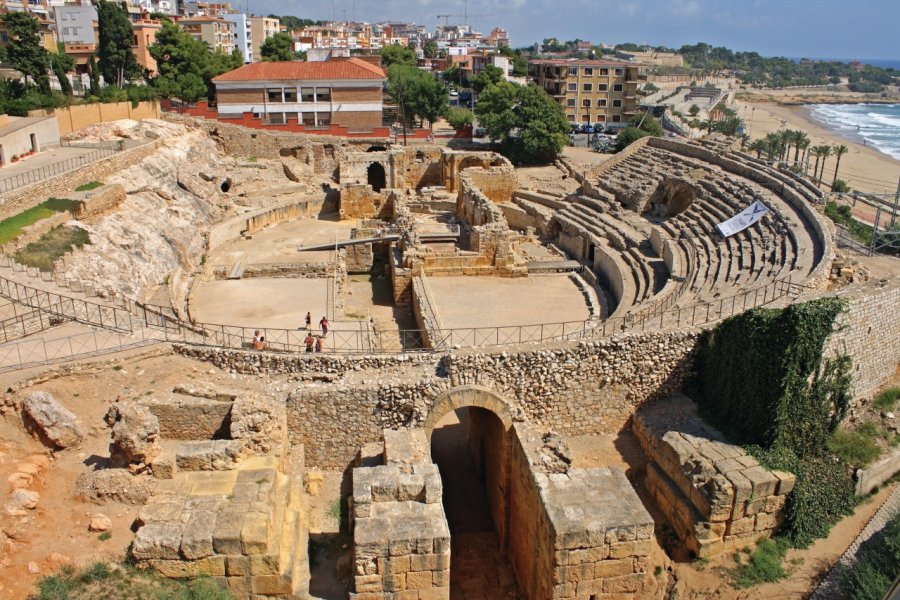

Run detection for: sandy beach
[[733, 99, 900, 196]]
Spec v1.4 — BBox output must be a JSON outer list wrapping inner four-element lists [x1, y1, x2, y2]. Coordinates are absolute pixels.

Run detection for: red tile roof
[[213, 58, 386, 82]]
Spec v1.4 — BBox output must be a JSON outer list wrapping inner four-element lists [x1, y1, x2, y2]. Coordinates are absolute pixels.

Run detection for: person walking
[[319, 316, 329, 337], [305, 312, 312, 330]]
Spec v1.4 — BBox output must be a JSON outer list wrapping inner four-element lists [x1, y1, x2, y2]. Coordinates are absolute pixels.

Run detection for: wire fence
[[0, 139, 144, 195]]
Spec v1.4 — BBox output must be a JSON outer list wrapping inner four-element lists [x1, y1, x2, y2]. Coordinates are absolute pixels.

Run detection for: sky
[[245, 0, 900, 60]]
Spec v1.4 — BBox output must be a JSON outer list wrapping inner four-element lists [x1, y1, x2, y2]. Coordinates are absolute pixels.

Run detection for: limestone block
[[741, 466, 778, 499], [379, 555, 411, 575], [241, 512, 270, 555], [575, 578, 602, 596], [602, 573, 645, 594], [755, 512, 779, 531], [151, 452, 176, 479], [417, 587, 450, 600], [133, 522, 183, 560], [722, 469, 753, 511], [385, 572, 406, 592], [569, 546, 610, 564], [225, 555, 249, 577], [355, 574, 382, 593], [23, 391, 83, 448], [148, 556, 225, 579], [306, 469, 324, 495], [249, 553, 279, 576], [744, 496, 768, 516], [565, 562, 594, 583], [213, 511, 245, 555], [764, 495, 786, 514], [181, 510, 216, 559], [409, 554, 436, 571], [226, 576, 250, 598], [110, 402, 160, 466], [137, 501, 184, 526], [725, 516, 755, 537], [405, 570, 433, 590], [389, 539, 416, 557], [771, 470, 796, 495], [592, 558, 634, 578], [433, 569, 449, 587], [250, 574, 293, 595]]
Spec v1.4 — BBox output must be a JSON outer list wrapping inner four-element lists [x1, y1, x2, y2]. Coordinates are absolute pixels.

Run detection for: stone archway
[[366, 162, 386, 192], [426, 386, 520, 597]]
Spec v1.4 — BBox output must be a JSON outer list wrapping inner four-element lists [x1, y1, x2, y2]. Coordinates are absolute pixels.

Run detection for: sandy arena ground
[[190, 278, 331, 329], [213, 215, 355, 267], [425, 274, 590, 330]]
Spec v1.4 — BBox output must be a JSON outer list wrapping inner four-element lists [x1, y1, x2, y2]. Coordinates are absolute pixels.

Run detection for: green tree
[[475, 81, 569, 164], [446, 107, 473, 130], [748, 138, 769, 158], [1, 12, 50, 94], [423, 41, 438, 59], [815, 144, 833, 185], [97, 0, 141, 86], [688, 103, 700, 116], [831, 144, 849, 190], [380, 44, 416, 68], [260, 32, 295, 62], [50, 43, 75, 97], [87, 54, 101, 97], [614, 112, 663, 151], [387, 64, 448, 131], [472, 64, 504, 94]]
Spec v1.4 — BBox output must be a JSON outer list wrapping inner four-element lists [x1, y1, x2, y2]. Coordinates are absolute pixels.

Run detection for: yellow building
[[248, 16, 280, 61], [528, 59, 646, 127], [177, 16, 235, 54]]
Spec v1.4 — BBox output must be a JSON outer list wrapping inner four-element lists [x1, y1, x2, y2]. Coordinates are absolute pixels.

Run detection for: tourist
[[320, 316, 329, 337], [252, 330, 261, 345], [305, 312, 312, 330], [254, 336, 266, 351], [305, 332, 315, 353], [315, 335, 323, 353]]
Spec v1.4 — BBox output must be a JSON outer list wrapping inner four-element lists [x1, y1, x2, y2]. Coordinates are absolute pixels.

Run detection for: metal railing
[[0, 327, 158, 374]]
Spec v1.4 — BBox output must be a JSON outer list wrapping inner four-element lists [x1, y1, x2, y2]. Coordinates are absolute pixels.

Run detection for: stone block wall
[[139, 395, 233, 440], [411, 276, 447, 350], [71, 183, 126, 221], [633, 396, 794, 557], [462, 165, 517, 204], [456, 168, 510, 227]]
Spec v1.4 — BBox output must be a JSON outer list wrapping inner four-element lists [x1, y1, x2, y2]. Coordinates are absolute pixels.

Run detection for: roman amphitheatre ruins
[[0, 113, 897, 600]]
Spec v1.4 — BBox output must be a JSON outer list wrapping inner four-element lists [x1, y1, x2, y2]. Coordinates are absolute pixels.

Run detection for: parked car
[[474, 127, 486, 138], [581, 124, 594, 134], [571, 124, 582, 134], [449, 89, 458, 97]]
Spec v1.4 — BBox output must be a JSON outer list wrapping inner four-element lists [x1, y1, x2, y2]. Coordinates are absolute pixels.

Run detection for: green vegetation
[[97, 0, 141, 86], [731, 537, 790, 587], [149, 20, 244, 103], [840, 512, 900, 600], [97, 531, 112, 542], [268, 15, 323, 31], [874, 387, 900, 411], [1, 12, 51, 94], [380, 44, 417, 69], [446, 107, 474, 130], [0, 199, 80, 244], [260, 32, 300, 62], [472, 64, 505, 94], [75, 181, 103, 192], [31, 561, 232, 600], [825, 201, 873, 246], [475, 81, 569, 165], [15, 225, 90, 272], [387, 64, 448, 131], [827, 422, 884, 467], [689, 298, 858, 548], [615, 112, 663, 151]]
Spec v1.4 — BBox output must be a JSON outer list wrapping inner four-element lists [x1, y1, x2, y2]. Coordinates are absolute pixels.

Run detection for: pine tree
[[1, 12, 50, 94]]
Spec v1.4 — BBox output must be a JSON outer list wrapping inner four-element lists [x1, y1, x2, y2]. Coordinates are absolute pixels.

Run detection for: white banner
[[715, 200, 770, 238]]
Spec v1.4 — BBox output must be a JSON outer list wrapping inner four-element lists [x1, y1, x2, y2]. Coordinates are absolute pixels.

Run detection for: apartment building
[[54, 4, 96, 45], [178, 15, 235, 54], [212, 57, 386, 132], [223, 12, 251, 62], [132, 16, 161, 73], [248, 15, 278, 61], [528, 58, 646, 127]]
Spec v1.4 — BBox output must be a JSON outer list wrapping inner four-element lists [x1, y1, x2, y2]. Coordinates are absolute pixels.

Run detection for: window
[[598, 83, 608, 92], [283, 88, 297, 102], [599, 68, 608, 76], [301, 87, 315, 103], [583, 67, 593, 76], [615, 68, 624, 76], [613, 83, 623, 92], [582, 98, 591, 107], [567, 114, 575, 122], [567, 82, 577, 91], [567, 67, 577, 76], [267, 88, 283, 102], [582, 83, 592, 92], [595, 114, 606, 122], [301, 112, 316, 126], [316, 115, 331, 127], [316, 88, 331, 102], [267, 112, 285, 124], [566, 98, 576, 107], [612, 99, 622, 107], [612, 115, 621, 122], [582, 114, 591, 122], [598, 99, 608, 107]]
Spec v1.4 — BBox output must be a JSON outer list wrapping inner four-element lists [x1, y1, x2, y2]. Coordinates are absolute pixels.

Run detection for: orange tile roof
[[213, 58, 386, 82]]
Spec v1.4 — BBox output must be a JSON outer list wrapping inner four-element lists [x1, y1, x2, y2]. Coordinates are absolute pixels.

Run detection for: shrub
[[15, 225, 90, 271], [0, 198, 79, 244], [874, 387, 900, 411], [74, 181, 102, 192], [446, 107, 474, 130], [827, 427, 882, 467], [840, 512, 900, 600], [731, 537, 790, 587], [832, 179, 850, 193]]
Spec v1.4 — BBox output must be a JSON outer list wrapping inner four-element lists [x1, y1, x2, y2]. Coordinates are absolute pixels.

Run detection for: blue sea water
[[809, 103, 900, 160]]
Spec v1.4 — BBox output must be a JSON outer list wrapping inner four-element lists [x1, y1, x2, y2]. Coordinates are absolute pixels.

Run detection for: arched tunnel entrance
[[429, 404, 520, 598], [367, 162, 386, 192]]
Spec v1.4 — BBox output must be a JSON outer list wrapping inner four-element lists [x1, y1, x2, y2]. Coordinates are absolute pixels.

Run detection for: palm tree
[[748, 138, 768, 158], [810, 146, 822, 181], [764, 132, 782, 161], [816, 144, 833, 185], [739, 133, 750, 151], [831, 144, 849, 189], [793, 131, 810, 163]]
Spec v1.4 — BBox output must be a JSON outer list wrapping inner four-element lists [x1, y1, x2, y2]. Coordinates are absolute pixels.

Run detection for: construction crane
[[437, 14, 456, 27]]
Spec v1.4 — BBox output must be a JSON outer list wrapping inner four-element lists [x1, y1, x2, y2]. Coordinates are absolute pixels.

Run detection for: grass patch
[[731, 537, 790, 588], [825, 201, 873, 246], [328, 499, 341, 520], [874, 387, 900, 412], [14, 225, 90, 272], [0, 198, 79, 244], [840, 512, 900, 600], [97, 531, 111, 541], [827, 425, 883, 468], [31, 561, 232, 600], [74, 181, 103, 192]]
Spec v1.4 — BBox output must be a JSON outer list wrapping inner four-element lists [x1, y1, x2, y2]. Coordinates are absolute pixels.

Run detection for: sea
[[809, 103, 900, 161]]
